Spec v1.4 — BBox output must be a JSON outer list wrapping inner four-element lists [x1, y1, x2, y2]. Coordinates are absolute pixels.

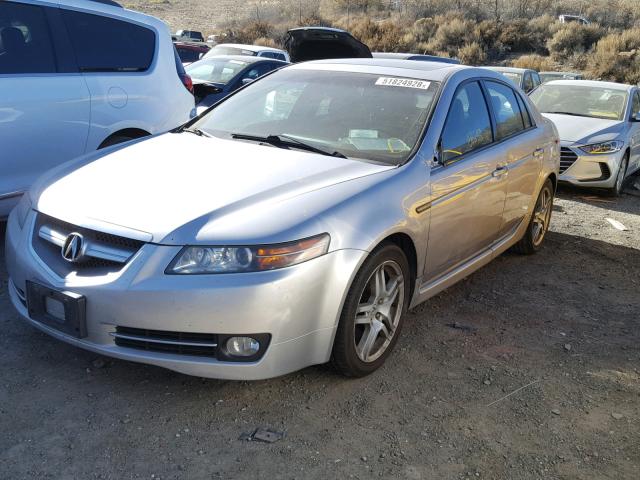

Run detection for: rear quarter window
[[61, 10, 155, 72]]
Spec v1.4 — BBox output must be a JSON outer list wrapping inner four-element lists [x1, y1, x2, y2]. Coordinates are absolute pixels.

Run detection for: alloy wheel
[[532, 186, 552, 247], [353, 260, 405, 363]]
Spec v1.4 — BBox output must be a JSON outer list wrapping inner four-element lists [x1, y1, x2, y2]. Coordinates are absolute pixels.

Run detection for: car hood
[[284, 27, 372, 62], [34, 133, 394, 244], [541, 113, 624, 143]]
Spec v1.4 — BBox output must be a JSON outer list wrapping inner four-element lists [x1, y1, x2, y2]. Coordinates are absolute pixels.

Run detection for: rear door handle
[[492, 165, 508, 177]]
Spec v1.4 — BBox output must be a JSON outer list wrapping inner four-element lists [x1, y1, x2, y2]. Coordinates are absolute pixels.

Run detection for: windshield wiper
[[183, 127, 211, 137], [544, 111, 612, 119], [230, 133, 347, 158]]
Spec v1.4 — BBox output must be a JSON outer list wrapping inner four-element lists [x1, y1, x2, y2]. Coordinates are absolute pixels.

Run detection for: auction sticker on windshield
[[375, 77, 431, 90]]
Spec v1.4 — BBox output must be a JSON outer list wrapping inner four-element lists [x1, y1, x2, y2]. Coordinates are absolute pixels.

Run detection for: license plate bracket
[[26, 281, 87, 338]]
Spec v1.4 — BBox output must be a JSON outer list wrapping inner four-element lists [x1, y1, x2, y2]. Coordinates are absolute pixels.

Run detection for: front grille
[[112, 326, 219, 357], [560, 147, 578, 174], [32, 214, 145, 277]]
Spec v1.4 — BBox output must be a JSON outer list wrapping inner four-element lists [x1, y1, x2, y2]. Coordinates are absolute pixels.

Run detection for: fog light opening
[[226, 336, 260, 357]]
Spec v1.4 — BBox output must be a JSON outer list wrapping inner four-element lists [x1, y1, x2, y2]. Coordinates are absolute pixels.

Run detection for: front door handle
[[533, 148, 544, 158], [492, 165, 508, 177]]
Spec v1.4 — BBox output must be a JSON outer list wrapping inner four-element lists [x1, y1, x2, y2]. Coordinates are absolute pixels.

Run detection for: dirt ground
[[1, 183, 639, 480]]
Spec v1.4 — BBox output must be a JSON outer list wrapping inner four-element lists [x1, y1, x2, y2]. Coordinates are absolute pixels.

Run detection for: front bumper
[[5, 210, 366, 380], [559, 143, 624, 188]]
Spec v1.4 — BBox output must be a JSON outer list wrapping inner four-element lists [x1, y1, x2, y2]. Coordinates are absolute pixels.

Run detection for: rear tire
[[512, 178, 554, 255], [331, 244, 410, 377]]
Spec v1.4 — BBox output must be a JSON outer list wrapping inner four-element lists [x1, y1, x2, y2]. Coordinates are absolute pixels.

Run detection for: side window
[[61, 10, 155, 72], [274, 53, 285, 61], [259, 52, 275, 59], [440, 81, 493, 163], [239, 63, 274, 83], [532, 72, 541, 88], [515, 94, 533, 129], [485, 81, 526, 140], [631, 91, 640, 118], [0, 1, 56, 74], [522, 73, 534, 93]]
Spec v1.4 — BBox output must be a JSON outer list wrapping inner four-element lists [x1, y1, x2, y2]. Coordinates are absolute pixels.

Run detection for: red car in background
[[174, 42, 210, 66]]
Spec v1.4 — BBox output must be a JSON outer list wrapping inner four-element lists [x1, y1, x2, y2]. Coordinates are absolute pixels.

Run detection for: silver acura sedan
[[6, 59, 559, 380], [530, 80, 640, 195]]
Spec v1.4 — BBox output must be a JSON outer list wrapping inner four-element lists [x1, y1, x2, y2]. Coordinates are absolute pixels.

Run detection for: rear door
[[60, 8, 157, 150], [425, 80, 507, 281], [0, 1, 90, 215], [483, 80, 543, 237]]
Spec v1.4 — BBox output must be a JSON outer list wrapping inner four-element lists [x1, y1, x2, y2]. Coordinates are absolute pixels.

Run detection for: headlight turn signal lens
[[578, 140, 624, 155], [167, 233, 330, 274]]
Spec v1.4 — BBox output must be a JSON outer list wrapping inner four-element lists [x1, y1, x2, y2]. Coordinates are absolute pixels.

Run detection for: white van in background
[[0, 0, 195, 218]]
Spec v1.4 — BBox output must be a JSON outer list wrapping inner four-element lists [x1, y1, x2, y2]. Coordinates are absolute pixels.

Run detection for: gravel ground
[[1, 183, 639, 480]]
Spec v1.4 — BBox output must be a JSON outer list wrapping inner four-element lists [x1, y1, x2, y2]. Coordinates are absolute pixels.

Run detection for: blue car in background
[[186, 55, 288, 113]]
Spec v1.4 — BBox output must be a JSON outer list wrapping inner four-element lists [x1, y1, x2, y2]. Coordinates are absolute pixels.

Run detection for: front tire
[[512, 178, 554, 255], [609, 154, 628, 196], [331, 244, 410, 377]]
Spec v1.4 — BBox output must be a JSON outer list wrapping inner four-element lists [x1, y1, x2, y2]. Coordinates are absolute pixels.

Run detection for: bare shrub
[[338, 17, 410, 52], [547, 24, 605, 62], [253, 36, 277, 48], [586, 28, 640, 83], [427, 17, 478, 56], [511, 54, 556, 71], [458, 42, 487, 65], [235, 21, 272, 44]]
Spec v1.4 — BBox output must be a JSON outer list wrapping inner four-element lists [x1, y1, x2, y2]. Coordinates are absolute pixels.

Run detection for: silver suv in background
[[0, 0, 195, 218]]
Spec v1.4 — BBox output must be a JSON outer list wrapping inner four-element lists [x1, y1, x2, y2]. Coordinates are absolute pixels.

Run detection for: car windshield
[[499, 72, 522, 85], [540, 73, 578, 82], [192, 69, 440, 164], [530, 84, 627, 120], [185, 58, 250, 84], [209, 46, 258, 56]]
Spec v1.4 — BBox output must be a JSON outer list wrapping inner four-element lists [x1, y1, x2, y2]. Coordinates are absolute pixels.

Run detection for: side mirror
[[241, 78, 254, 86]]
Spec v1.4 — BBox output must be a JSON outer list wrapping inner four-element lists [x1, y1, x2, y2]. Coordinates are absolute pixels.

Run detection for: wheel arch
[[376, 232, 418, 300], [98, 128, 151, 149]]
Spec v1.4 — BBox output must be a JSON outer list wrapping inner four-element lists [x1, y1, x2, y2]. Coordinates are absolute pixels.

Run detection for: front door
[[425, 80, 508, 281]]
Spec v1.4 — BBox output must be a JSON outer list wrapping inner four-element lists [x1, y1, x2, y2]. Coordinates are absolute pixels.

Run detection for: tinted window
[[485, 81, 525, 140], [632, 92, 640, 118], [237, 62, 277, 84], [61, 10, 155, 72], [515, 94, 533, 129], [440, 81, 493, 162], [522, 73, 534, 93], [176, 47, 202, 64], [0, 1, 56, 74]]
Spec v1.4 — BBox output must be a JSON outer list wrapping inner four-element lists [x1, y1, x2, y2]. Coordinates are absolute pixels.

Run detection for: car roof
[[212, 43, 286, 54], [372, 52, 459, 61], [539, 71, 581, 75], [288, 58, 471, 81], [56, 0, 165, 29], [193, 55, 287, 65], [287, 27, 348, 34], [544, 79, 633, 91], [484, 66, 532, 74]]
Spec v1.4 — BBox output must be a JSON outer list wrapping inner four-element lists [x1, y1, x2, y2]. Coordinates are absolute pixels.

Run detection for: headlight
[[578, 140, 624, 155], [15, 193, 32, 230], [166, 233, 330, 274]]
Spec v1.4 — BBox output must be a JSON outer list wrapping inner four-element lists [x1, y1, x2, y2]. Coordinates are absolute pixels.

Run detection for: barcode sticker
[[375, 77, 431, 90]]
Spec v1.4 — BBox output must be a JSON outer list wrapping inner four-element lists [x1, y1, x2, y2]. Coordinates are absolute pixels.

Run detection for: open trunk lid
[[284, 27, 372, 62]]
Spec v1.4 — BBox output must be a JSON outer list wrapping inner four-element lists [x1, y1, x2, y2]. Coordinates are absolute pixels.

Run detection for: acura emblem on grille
[[61, 233, 84, 263]]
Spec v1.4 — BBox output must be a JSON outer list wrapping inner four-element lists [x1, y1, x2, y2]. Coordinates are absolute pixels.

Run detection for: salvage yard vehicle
[[484, 67, 542, 93], [539, 71, 584, 83], [284, 27, 372, 62], [204, 43, 290, 62], [530, 80, 640, 195], [0, 0, 195, 218], [373, 52, 460, 64], [186, 55, 287, 112], [174, 41, 210, 66], [6, 59, 559, 380], [174, 29, 204, 43]]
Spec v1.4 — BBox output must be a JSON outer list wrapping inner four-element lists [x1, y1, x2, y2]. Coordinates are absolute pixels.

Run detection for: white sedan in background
[[530, 80, 640, 195]]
